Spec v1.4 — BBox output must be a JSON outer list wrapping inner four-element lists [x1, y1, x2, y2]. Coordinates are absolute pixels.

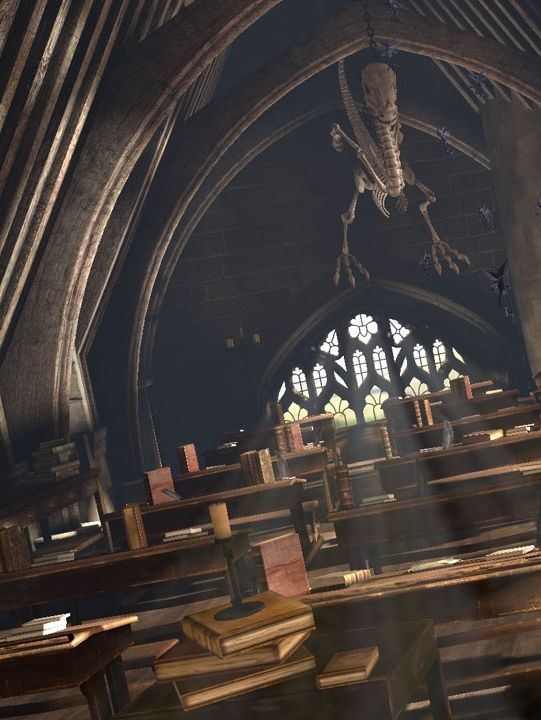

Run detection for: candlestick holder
[[214, 537, 265, 621]]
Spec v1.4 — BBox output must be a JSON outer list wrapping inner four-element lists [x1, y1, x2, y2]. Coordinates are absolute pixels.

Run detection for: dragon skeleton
[[330, 60, 470, 286]]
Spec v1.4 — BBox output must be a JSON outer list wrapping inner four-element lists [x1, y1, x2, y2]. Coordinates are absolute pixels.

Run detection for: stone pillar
[[482, 99, 541, 378]]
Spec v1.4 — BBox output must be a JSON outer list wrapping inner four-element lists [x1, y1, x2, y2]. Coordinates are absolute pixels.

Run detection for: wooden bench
[[330, 470, 541, 572], [103, 478, 316, 558]]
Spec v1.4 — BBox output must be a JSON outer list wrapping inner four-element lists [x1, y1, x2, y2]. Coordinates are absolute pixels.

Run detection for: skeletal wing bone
[[337, 60, 386, 184], [331, 124, 385, 192]]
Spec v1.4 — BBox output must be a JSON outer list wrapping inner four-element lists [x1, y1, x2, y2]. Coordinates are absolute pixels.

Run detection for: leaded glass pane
[[348, 313, 378, 343], [313, 363, 327, 395], [433, 340, 446, 370], [291, 367, 308, 397], [320, 330, 339, 356], [389, 318, 411, 344], [373, 346, 390, 380]]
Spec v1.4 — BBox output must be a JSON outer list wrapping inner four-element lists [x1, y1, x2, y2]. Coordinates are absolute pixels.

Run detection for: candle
[[209, 502, 232, 539]]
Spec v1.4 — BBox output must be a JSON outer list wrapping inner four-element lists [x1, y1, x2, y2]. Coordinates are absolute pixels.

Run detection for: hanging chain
[[361, 0, 379, 61]]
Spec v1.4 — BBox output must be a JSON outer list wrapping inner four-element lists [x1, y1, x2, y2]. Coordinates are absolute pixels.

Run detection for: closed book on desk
[[122, 503, 148, 549], [0, 525, 31, 572], [316, 647, 379, 689], [285, 422, 304, 452], [252, 532, 309, 597], [462, 428, 504, 445], [174, 646, 315, 710], [155, 631, 310, 680], [144, 467, 175, 505], [181, 591, 315, 658], [177, 444, 200, 474], [240, 449, 275, 486]]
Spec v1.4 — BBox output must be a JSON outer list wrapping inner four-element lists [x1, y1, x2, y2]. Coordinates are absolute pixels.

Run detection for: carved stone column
[[482, 99, 541, 379]]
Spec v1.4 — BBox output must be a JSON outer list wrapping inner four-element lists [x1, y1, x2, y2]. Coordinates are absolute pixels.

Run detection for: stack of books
[[505, 424, 537, 437], [162, 528, 209, 543], [31, 440, 80, 482], [32, 550, 75, 566], [239, 449, 275, 486], [164, 591, 315, 710]]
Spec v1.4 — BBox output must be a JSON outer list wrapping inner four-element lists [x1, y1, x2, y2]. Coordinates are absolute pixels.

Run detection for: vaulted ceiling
[[0, 0, 540, 481]]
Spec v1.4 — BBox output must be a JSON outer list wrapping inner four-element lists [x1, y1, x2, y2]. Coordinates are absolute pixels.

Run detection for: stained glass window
[[275, 311, 470, 428]]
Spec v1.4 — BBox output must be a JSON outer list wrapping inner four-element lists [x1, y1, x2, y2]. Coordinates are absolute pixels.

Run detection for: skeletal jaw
[[361, 62, 398, 124]]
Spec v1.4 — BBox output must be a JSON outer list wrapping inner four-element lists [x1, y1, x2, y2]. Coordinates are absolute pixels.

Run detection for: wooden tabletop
[[104, 479, 307, 548], [377, 429, 541, 492], [0, 469, 99, 527], [175, 448, 327, 482], [0, 614, 138, 698], [0, 532, 249, 612], [306, 550, 541, 628]]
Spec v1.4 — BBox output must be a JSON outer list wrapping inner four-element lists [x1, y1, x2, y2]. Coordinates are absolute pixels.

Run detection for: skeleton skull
[[361, 62, 398, 124]]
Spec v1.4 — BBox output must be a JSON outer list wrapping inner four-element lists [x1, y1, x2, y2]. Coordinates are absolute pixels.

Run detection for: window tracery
[[275, 312, 470, 427]]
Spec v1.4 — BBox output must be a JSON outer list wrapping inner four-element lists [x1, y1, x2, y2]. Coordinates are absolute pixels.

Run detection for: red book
[[177, 444, 200, 474]]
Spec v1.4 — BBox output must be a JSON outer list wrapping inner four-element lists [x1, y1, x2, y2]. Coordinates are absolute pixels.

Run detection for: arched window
[[275, 312, 471, 427]]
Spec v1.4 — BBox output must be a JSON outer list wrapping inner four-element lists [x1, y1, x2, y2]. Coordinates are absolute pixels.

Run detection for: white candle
[[209, 502, 232, 540]]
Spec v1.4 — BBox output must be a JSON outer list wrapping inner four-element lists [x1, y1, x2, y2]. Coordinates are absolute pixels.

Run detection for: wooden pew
[[330, 469, 541, 572], [377, 430, 541, 494], [305, 551, 541, 630], [103, 478, 315, 557], [0, 469, 102, 539], [391, 404, 541, 456], [174, 447, 329, 501], [0, 532, 249, 614]]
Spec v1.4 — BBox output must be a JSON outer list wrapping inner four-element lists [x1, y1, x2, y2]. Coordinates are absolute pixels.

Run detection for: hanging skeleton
[[330, 59, 470, 286]]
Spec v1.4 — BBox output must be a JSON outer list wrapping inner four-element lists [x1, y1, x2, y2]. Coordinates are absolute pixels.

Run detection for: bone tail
[[373, 119, 404, 198]]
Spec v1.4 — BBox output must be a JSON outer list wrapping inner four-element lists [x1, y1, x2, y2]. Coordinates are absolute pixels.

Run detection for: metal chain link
[[361, 0, 379, 61]]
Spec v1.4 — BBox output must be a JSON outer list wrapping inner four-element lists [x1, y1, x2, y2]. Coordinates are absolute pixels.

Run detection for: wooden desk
[[378, 430, 541, 494], [310, 621, 450, 720], [0, 532, 249, 613], [0, 615, 137, 720], [174, 447, 328, 499], [117, 621, 450, 720], [330, 471, 541, 572], [392, 404, 541, 456], [104, 479, 312, 556], [0, 469, 102, 542], [306, 551, 541, 630]]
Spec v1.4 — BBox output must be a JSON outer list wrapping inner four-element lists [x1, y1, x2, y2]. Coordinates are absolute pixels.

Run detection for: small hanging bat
[[442, 418, 454, 449], [483, 259, 515, 320]]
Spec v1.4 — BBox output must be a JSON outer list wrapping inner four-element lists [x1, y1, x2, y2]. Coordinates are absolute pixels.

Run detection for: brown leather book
[[316, 647, 379, 689], [0, 525, 31, 572], [181, 591, 314, 658], [174, 646, 315, 710], [251, 532, 309, 597], [240, 449, 275, 486], [462, 428, 504, 445], [177, 444, 200, 474], [121, 503, 148, 549], [144, 467, 175, 505], [154, 630, 310, 680], [284, 422, 304, 452]]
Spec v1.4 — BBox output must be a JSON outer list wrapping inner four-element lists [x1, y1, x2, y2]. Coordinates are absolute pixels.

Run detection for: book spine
[[273, 427, 288, 454], [181, 616, 218, 656], [336, 464, 354, 510], [422, 398, 433, 426], [0, 526, 31, 572], [122, 503, 148, 549], [177, 444, 199, 474], [413, 399, 423, 428], [379, 424, 394, 460]]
